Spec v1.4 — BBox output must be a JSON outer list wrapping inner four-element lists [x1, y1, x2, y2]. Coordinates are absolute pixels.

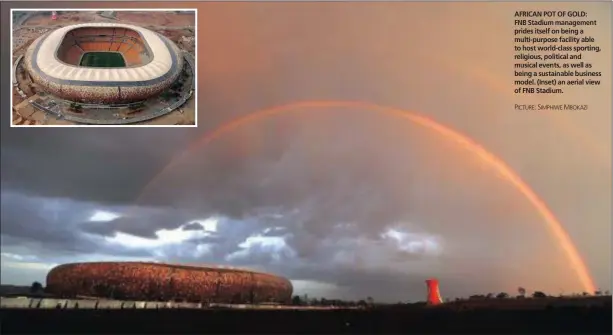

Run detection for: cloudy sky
[[1, 2, 611, 302]]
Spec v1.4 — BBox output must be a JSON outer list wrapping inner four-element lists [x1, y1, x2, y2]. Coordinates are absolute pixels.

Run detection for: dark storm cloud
[[0, 192, 160, 258], [0, 127, 199, 205], [81, 206, 197, 238], [1, 192, 97, 251]]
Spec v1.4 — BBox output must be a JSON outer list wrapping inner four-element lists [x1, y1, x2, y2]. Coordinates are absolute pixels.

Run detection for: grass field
[[80, 52, 126, 68]]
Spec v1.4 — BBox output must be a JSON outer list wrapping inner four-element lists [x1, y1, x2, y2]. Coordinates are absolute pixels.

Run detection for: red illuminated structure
[[425, 278, 443, 305]]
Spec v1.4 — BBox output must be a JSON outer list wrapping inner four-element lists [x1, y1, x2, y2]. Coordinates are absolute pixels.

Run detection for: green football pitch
[[80, 52, 126, 68]]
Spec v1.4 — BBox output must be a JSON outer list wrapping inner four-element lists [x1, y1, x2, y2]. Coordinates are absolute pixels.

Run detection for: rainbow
[[136, 100, 596, 293]]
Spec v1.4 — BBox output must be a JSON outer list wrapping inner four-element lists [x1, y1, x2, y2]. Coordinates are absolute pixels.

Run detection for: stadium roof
[[33, 23, 175, 83]]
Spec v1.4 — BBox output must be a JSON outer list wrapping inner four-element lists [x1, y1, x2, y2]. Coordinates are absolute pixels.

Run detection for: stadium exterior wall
[[23, 23, 184, 104], [46, 262, 293, 304]]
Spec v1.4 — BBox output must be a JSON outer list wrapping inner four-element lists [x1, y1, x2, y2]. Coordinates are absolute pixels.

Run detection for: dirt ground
[[157, 29, 192, 43], [144, 97, 196, 125], [115, 12, 195, 27], [16, 67, 35, 97], [13, 27, 52, 57], [12, 114, 37, 126], [12, 97, 69, 126], [12, 89, 24, 106], [12, 98, 38, 126], [23, 12, 112, 26], [22, 11, 194, 27], [182, 96, 197, 124]]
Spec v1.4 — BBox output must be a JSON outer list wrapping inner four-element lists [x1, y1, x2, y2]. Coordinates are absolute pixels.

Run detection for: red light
[[426, 278, 443, 305]]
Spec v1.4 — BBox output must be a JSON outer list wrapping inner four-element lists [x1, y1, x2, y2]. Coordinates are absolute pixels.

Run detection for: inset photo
[[11, 9, 197, 127]]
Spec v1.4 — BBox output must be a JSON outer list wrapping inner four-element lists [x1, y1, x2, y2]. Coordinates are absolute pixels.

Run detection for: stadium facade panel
[[46, 262, 293, 304], [23, 23, 184, 104]]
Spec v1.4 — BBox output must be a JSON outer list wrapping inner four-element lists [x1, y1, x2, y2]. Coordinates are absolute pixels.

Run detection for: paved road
[[16, 24, 193, 30]]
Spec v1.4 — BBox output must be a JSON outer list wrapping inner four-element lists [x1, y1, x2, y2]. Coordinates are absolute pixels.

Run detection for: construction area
[[11, 10, 196, 126]]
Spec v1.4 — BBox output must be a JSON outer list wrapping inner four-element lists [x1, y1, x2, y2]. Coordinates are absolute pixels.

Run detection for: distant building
[[426, 278, 443, 305]]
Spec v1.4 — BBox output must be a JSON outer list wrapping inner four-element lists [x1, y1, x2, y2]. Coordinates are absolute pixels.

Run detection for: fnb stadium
[[24, 23, 183, 104], [45, 262, 293, 305], [13, 15, 196, 126]]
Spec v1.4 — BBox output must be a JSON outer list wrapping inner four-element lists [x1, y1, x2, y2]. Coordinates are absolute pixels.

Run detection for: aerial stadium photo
[[10, 9, 196, 126]]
